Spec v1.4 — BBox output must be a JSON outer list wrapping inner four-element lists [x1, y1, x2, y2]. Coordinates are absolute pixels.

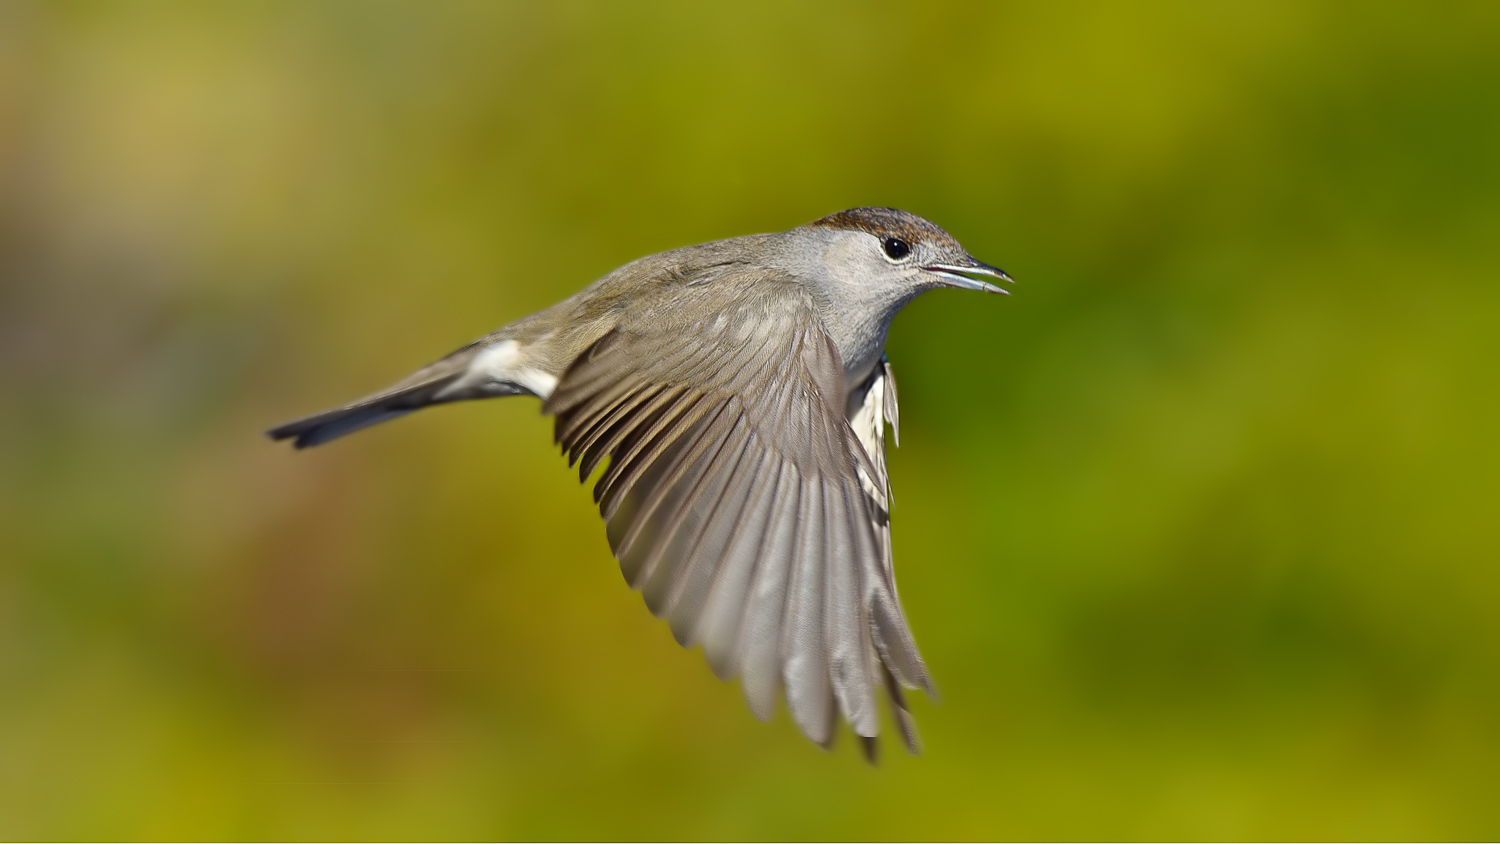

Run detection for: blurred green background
[[2, 0, 1498, 838]]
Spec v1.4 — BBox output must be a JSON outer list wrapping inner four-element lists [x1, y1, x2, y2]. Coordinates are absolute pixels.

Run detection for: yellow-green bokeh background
[[3, 0, 1498, 838]]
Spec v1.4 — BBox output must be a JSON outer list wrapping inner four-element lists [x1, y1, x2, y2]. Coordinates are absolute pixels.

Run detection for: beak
[[923, 256, 1015, 294]]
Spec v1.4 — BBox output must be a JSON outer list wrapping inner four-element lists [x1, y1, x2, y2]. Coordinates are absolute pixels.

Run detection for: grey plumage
[[268, 207, 1011, 757]]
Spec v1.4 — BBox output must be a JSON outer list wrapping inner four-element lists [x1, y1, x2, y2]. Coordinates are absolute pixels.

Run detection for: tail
[[267, 397, 432, 449], [267, 340, 525, 448]]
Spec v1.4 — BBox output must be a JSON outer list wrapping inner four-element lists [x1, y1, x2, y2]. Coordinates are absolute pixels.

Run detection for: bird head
[[798, 206, 1012, 296]]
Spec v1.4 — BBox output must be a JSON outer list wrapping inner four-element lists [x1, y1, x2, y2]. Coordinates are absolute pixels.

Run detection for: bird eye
[[881, 237, 912, 260]]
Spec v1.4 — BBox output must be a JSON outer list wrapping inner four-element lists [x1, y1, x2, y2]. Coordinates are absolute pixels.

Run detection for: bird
[[268, 207, 1011, 760]]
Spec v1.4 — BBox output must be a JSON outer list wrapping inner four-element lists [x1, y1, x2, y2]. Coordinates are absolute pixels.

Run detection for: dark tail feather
[[267, 403, 424, 449], [267, 345, 486, 448]]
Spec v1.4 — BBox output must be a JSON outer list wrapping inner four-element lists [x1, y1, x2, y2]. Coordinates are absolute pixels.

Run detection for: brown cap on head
[[807, 207, 961, 251]]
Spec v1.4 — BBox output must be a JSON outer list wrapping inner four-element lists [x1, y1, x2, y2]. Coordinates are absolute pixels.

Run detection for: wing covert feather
[[541, 272, 930, 752]]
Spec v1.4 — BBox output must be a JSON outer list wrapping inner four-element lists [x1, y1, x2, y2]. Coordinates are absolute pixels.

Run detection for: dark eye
[[881, 237, 911, 260]]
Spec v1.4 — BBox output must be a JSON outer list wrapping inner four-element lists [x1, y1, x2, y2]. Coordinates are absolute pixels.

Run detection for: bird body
[[269, 207, 1010, 758]]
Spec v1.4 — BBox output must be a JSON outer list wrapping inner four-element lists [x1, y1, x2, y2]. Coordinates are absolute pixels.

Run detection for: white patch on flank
[[467, 339, 521, 376], [512, 367, 557, 399], [444, 339, 557, 399]]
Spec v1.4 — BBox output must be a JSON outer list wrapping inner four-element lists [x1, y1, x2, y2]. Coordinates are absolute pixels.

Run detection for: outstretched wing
[[541, 272, 932, 754]]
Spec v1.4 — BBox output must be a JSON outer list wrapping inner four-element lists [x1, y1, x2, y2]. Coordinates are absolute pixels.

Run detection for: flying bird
[[269, 207, 1011, 759]]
